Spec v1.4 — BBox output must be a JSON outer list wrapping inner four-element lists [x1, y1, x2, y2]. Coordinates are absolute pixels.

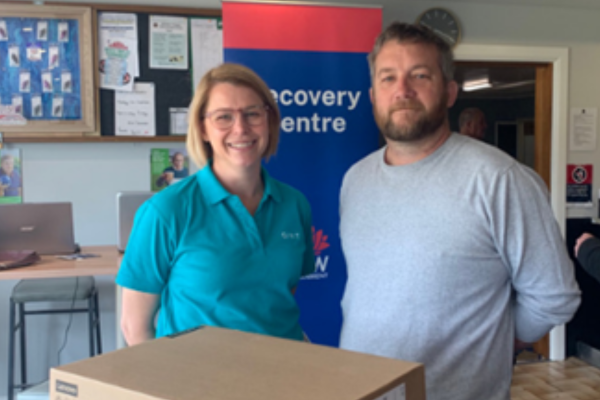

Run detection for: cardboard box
[[51, 326, 425, 400]]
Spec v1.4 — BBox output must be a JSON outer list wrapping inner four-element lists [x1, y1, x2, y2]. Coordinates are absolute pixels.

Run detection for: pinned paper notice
[[570, 107, 597, 152], [150, 15, 188, 70], [0, 106, 26, 126], [115, 82, 156, 136], [190, 17, 223, 90]]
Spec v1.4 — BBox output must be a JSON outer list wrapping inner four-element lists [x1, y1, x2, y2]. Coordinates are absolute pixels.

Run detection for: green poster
[[0, 148, 23, 204], [151, 148, 190, 192]]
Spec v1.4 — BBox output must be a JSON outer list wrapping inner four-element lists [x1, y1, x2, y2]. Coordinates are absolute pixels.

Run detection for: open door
[[532, 63, 553, 359]]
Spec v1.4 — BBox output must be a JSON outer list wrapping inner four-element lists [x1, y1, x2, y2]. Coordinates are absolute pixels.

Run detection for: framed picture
[[0, 4, 95, 137]]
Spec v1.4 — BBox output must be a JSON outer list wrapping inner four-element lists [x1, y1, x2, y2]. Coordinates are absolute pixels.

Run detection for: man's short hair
[[368, 22, 455, 83]]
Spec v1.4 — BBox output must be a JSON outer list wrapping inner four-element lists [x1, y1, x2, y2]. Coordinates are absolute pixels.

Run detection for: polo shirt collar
[[199, 163, 282, 205]]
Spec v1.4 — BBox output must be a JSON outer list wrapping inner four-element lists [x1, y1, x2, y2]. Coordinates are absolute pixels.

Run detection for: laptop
[[0, 202, 77, 255], [116, 191, 154, 252]]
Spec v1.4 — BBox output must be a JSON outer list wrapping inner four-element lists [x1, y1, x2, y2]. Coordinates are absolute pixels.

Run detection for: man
[[574, 232, 600, 283], [458, 107, 487, 140], [156, 152, 189, 187], [339, 22, 580, 400]]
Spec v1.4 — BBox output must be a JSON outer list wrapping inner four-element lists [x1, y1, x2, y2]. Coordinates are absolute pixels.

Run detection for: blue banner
[[223, 2, 381, 346]]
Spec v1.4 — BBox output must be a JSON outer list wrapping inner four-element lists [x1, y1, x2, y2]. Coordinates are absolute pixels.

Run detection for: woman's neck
[[212, 161, 264, 215]]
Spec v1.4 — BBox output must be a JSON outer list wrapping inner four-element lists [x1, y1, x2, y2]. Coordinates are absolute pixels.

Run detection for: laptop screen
[[116, 192, 154, 252], [0, 202, 77, 255]]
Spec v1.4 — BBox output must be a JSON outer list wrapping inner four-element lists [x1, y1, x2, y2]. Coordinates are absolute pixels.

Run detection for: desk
[[0, 246, 121, 281], [0, 246, 126, 348]]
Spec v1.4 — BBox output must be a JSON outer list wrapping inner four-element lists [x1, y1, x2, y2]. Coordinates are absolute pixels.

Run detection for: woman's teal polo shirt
[[116, 164, 315, 341]]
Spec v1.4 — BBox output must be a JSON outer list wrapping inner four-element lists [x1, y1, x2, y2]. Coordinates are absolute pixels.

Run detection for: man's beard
[[375, 92, 448, 143]]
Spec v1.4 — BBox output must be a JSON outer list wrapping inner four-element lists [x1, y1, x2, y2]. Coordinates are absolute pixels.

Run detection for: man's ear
[[446, 80, 459, 108], [369, 87, 374, 104]]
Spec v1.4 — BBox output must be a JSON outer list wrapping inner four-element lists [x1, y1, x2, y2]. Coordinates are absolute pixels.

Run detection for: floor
[[512, 357, 600, 400]]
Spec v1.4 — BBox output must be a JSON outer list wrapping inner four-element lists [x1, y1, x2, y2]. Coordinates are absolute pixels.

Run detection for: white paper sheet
[[115, 82, 155, 136], [169, 107, 189, 135], [149, 15, 188, 70], [98, 12, 139, 91], [569, 107, 597, 151], [0, 105, 26, 125], [190, 17, 223, 90]]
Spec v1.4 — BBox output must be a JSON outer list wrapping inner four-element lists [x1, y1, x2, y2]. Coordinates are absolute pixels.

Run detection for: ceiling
[[425, 0, 600, 10], [454, 64, 536, 99]]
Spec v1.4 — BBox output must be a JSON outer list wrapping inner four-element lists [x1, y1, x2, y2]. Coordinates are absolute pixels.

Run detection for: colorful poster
[[0, 148, 23, 204], [98, 12, 138, 91], [150, 148, 190, 192], [223, 2, 381, 346]]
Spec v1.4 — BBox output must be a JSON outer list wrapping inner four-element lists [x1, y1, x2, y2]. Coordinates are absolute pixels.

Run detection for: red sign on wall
[[567, 164, 593, 203]]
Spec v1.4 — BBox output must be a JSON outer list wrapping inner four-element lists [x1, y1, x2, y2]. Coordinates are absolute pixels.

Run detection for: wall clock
[[416, 8, 461, 48]]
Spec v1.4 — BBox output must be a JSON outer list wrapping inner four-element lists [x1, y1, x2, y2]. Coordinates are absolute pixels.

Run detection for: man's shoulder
[[450, 134, 518, 173], [344, 148, 384, 181], [448, 134, 548, 193]]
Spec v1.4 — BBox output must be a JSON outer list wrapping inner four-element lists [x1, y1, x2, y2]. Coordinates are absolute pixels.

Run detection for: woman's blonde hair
[[186, 63, 280, 167]]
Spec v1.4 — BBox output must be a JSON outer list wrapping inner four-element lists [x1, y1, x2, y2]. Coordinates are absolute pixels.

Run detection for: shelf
[[2, 135, 186, 143]]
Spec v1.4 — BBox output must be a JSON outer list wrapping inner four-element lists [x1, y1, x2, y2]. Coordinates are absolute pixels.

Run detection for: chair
[[7, 277, 102, 400]]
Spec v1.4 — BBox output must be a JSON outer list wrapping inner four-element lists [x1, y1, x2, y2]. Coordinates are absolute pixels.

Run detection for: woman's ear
[[199, 120, 208, 142]]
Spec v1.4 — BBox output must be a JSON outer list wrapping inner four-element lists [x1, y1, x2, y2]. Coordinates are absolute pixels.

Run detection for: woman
[[117, 63, 314, 346]]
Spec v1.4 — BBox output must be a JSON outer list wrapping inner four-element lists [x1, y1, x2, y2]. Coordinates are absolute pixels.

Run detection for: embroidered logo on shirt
[[281, 231, 301, 240]]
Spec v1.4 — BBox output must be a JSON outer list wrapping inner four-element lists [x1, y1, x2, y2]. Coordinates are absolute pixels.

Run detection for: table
[[0, 246, 121, 281], [0, 245, 126, 348]]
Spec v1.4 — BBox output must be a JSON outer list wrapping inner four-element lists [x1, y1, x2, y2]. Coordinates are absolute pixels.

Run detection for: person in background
[[155, 151, 189, 187], [574, 232, 600, 283], [458, 107, 487, 140], [117, 63, 314, 346], [338, 22, 580, 400], [0, 154, 22, 197]]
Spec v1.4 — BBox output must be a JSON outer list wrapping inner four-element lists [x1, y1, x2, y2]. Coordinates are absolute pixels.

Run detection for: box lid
[[53, 327, 423, 400]]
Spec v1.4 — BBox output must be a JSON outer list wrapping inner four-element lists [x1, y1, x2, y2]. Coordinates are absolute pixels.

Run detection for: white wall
[[3, 0, 600, 398]]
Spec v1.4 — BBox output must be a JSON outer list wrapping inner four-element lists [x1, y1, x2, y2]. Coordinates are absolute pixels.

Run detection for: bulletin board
[[0, 4, 95, 137], [94, 5, 221, 137]]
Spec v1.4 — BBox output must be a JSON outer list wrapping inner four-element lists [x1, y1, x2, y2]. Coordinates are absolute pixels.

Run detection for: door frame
[[455, 44, 569, 361]]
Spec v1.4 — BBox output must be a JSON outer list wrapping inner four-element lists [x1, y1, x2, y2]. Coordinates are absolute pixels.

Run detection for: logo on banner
[[303, 227, 330, 280]]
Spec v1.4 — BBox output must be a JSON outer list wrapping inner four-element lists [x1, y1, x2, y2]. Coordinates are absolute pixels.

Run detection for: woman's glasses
[[204, 105, 268, 130]]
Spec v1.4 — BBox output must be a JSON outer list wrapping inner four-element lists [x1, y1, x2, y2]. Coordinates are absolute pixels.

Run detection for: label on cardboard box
[[56, 379, 78, 397], [376, 383, 405, 400]]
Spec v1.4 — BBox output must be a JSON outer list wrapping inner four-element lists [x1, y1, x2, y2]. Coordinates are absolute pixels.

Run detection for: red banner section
[[222, 2, 382, 53]]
